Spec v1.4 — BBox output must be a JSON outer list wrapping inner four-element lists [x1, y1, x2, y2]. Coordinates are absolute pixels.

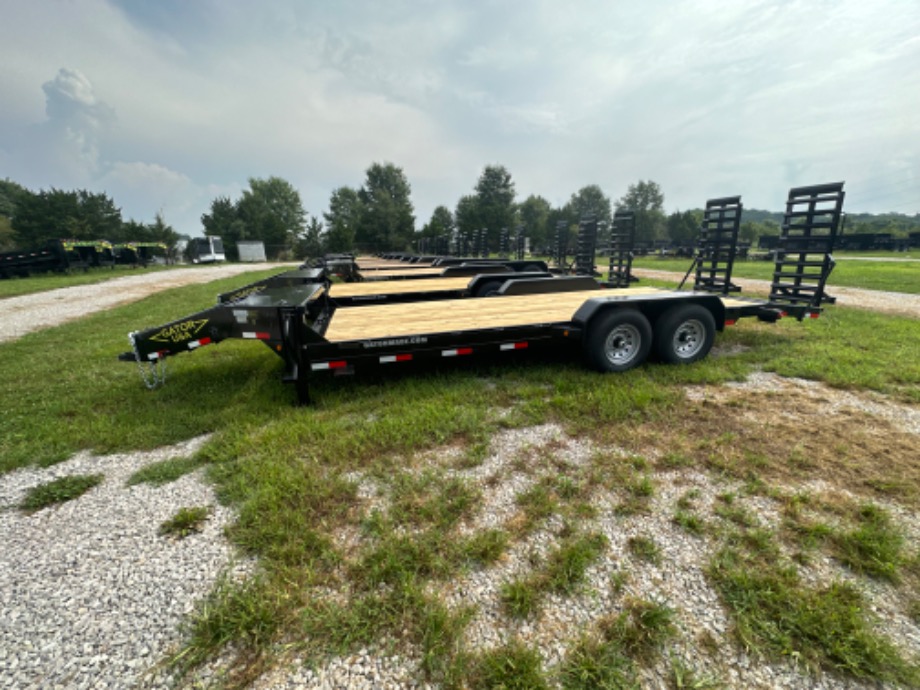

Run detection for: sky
[[1, 0, 919, 235]]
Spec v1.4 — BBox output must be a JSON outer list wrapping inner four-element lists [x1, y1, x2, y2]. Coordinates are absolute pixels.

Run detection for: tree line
[[0, 179, 179, 252], [5, 170, 917, 259]]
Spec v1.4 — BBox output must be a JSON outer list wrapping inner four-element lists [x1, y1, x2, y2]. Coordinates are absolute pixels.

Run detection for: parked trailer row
[[120, 182, 845, 405]]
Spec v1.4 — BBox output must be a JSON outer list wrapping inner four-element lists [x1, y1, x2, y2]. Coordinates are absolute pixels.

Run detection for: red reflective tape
[[380, 353, 413, 364], [188, 337, 212, 350], [243, 331, 272, 340], [809, 312, 820, 319], [311, 360, 347, 371], [724, 319, 736, 326], [500, 341, 529, 351], [442, 347, 473, 357]]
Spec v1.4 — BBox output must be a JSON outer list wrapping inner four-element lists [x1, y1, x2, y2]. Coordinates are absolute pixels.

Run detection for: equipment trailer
[[120, 182, 845, 405]]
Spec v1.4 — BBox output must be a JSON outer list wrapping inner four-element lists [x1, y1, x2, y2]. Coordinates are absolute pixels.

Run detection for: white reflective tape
[[380, 355, 396, 363], [188, 340, 202, 350], [242, 332, 258, 339], [311, 362, 330, 371]]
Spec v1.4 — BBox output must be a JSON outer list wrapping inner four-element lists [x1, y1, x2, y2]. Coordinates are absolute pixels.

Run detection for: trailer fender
[[572, 293, 726, 335], [467, 272, 553, 297]]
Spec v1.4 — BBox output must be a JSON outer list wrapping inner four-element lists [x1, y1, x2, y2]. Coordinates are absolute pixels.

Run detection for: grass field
[[629, 254, 920, 293], [1, 269, 918, 688]]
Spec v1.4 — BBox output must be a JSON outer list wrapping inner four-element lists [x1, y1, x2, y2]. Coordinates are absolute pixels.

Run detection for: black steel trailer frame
[[120, 182, 845, 405]]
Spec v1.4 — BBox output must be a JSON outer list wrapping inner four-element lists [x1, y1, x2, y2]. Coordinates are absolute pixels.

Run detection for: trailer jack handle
[[129, 332, 168, 390]]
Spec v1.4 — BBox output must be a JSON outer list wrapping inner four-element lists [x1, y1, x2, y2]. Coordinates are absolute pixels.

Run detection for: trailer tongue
[[120, 182, 845, 405]]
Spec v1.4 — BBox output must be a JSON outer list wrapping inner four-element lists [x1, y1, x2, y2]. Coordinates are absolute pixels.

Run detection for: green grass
[[127, 456, 204, 487], [0, 264, 177, 299], [627, 536, 662, 565], [0, 267, 296, 473], [500, 579, 540, 618], [3, 261, 920, 687], [159, 506, 211, 538], [466, 641, 549, 690], [19, 473, 103, 511], [501, 531, 609, 619], [630, 255, 920, 293], [708, 545, 919, 685], [833, 504, 905, 581], [673, 510, 706, 535], [559, 598, 676, 689]]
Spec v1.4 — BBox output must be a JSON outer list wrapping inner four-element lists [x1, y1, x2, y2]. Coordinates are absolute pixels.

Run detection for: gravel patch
[[0, 263, 297, 344], [254, 413, 919, 689], [0, 436, 247, 690]]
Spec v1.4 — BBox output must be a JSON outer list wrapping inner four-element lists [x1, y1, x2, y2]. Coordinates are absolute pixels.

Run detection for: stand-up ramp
[[693, 196, 743, 294], [769, 182, 845, 311]]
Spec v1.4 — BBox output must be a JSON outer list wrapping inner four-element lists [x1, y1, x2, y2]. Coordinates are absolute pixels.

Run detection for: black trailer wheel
[[585, 309, 652, 372], [475, 279, 504, 297], [522, 263, 542, 272], [653, 304, 716, 364]]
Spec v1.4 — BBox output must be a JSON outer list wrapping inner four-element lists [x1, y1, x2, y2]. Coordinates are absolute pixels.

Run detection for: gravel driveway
[[0, 263, 297, 344]]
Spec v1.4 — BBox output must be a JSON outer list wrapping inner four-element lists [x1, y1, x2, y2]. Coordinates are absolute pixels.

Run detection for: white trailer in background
[[237, 241, 267, 262], [187, 237, 226, 264]]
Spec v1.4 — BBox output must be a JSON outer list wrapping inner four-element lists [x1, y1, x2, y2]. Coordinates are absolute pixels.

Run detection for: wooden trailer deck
[[324, 286, 690, 341], [329, 276, 470, 297], [359, 267, 444, 277]]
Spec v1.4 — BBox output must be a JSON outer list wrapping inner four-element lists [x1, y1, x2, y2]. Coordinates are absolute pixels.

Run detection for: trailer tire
[[475, 279, 504, 297], [654, 304, 715, 364], [585, 309, 652, 373], [522, 263, 542, 273]]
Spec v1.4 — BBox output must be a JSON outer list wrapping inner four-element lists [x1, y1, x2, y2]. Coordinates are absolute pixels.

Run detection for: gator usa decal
[[150, 319, 208, 343]]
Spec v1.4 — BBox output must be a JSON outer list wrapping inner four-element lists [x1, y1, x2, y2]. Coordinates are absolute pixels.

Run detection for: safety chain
[[130, 332, 167, 390]]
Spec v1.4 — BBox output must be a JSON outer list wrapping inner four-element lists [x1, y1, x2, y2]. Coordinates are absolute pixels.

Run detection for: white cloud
[[1, 0, 919, 227]]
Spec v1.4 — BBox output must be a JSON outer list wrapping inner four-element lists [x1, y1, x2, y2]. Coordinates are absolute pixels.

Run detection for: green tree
[[13, 188, 122, 246], [120, 219, 151, 243], [237, 176, 307, 259], [420, 205, 454, 240], [565, 185, 612, 226], [518, 194, 552, 252], [617, 180, 666, 243], [147, 211, 179, 248], [666, 209, 701, 245], [295, 215, 325, 259], [0, 216, 14, 251], [323, 186, 362, 253], [356, 162, 415, 251], [454, 194, 480, 241], [0, 178, 27, 220], [474, 164, 516, 250]]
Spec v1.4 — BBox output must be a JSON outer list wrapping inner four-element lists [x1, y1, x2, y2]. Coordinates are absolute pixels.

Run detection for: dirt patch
[[624, 373, 920, 506]]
